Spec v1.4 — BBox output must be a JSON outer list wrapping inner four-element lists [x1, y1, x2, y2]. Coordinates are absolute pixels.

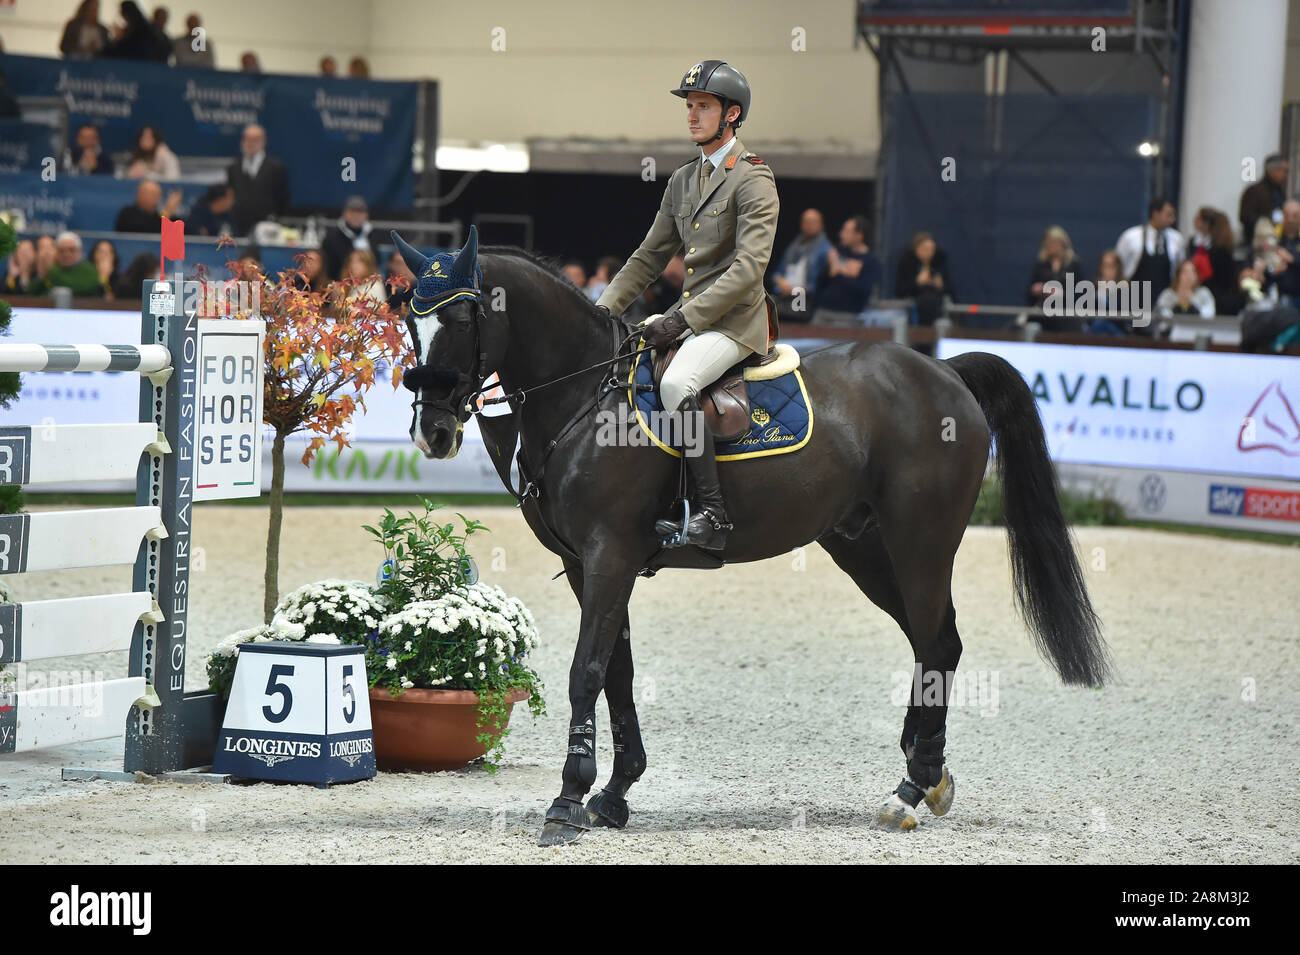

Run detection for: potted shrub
[[360, 502, 545, 773]]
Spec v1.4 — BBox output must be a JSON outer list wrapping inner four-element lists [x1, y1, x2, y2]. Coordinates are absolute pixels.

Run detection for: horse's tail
[[947, 351, 1112, 687]]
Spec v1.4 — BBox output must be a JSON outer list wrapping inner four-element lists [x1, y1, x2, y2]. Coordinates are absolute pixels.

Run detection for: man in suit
[[227, 124, 289, 236], [596, 59, 779, 550]]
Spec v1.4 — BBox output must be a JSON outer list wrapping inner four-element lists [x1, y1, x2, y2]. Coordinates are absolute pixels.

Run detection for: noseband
[[403, 287, 493, 424]]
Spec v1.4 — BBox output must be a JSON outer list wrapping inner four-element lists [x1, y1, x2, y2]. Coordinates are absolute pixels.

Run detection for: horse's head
[[393, 225, 493, 459]]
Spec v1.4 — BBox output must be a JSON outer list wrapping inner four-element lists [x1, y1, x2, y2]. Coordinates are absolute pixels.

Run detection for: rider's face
[[685, 93, 726, 144]]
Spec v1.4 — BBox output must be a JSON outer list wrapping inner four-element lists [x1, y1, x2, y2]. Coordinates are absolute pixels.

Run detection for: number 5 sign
[[212, 642, 375, 785]]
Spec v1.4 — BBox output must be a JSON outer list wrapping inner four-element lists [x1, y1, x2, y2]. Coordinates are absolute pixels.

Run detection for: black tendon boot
[[654, 391, 732, 550]]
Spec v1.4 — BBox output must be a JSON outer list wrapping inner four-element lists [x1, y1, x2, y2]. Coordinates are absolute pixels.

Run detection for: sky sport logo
[[1208, 484, 1300, 522], [49, 885, 151, 935]]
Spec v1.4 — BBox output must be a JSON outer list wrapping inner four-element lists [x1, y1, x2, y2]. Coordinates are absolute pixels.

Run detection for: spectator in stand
[[348, 56, 370, 79], [562, 260, 586, 289], [1239, 154, 1288, 247], [320, 55, 338, 76], [90, 239, 119, 300], [384, 250, 414, 312], [1084, 249, 1130, 335], [101, 1, 170, 62], [3, 239, 48, 296], [1155, 259, 1215, 325], [335, 249, 385, 308], [113, 251, 159, 299], [151, 6, 168, 34], [321, 196, 373, 279], [240, 51, 261, 74], [585, 255, 621, 303], [125, 125, 181, 180], [1265, 199, 1300, 307], [35, 235, 56, 284], [172, 13, 213, 68], [1116, 197, 1184, 301], [895, 230, 952, 325], [291, 249, 331, 294], [66, 124, 115, 176], [46, 232, 102, 297], [628, 254, 684, 322], [1187, 207, 1241, 315], [227, 124, 289, 236], [60, 0, 110, 59], [1026, 225, 1081, 306], [114, 179, 182, 233], [188, 184, 237, 236], [770, 208, 832, 323], [812, 215, 880, 327]]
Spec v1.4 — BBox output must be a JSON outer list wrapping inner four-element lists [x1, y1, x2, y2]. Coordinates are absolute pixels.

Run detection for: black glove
[[643, 310, 688, 347], [595, 304, 611, 319]]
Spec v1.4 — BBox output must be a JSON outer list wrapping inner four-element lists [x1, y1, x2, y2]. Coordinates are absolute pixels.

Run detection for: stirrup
[[658, 498, 692, 549]]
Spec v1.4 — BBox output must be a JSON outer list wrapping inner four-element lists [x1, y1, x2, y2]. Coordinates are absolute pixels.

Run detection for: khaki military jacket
[[597, 136, 778, 355]]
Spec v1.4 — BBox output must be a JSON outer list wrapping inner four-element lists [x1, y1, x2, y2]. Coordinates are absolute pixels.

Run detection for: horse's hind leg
[[820, 524, 960, 830], [585, 614, 647, 829]]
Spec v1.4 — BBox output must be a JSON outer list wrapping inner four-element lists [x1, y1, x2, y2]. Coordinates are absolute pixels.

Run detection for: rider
[[596, 60, 779, 551]]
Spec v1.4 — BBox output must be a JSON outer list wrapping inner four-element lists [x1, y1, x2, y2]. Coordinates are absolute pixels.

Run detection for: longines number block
[[212, 642, 376, 785]]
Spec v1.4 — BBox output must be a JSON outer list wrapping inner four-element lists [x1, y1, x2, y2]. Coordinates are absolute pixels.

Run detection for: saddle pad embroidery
[[625, 346, 813, 461]]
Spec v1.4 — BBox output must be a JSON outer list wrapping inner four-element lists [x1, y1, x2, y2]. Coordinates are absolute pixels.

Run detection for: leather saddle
[[651, 294, 781, 443]]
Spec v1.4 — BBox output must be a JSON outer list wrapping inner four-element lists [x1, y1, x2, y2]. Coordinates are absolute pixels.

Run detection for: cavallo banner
[[936, 339, 1300, 482], [0, 54, 416, 210]]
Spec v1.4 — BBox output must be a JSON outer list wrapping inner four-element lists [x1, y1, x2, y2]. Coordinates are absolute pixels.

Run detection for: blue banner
[[0, 171, 209, 233], [0, 121, 60, 173], [0, 53, 416, 209]]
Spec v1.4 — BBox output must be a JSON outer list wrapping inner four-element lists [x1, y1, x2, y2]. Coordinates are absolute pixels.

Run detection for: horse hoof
[[923, 765, 955, 817], [537, 821, 587, 846], [538, 797, 591, 846], [585, 788, 629, 829], [877, 793, 920, 831]]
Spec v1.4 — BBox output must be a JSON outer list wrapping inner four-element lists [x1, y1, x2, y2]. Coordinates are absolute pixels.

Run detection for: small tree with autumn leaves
[[217, 255, 413, 622]]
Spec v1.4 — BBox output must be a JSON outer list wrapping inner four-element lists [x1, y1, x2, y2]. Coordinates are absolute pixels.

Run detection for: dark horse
[[393, 227, 1110, 845]]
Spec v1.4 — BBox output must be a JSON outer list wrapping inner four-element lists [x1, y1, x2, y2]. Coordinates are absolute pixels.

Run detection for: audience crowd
[[2, 3, 1298, 349]]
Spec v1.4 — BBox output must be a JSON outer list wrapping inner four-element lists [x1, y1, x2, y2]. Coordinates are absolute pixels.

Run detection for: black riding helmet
[[670, 60, 751, 143]]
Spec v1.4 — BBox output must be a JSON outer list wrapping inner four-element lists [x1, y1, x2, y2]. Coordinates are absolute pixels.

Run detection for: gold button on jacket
[[595, 136, 779, 356]]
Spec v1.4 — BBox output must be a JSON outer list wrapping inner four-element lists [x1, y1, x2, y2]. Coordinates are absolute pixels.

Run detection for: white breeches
[[659, 329, 752, 412]]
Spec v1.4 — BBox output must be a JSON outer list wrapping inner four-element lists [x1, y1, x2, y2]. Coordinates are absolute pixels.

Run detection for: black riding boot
[[654, 392, 732, 551]]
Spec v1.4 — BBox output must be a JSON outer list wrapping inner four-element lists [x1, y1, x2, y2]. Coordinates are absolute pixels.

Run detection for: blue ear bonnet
[[391, 226, 482, 316]]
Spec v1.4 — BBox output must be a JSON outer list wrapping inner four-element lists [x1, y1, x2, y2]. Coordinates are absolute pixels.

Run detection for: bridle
[[403, 286, 494, 425], [403, 286, 655, 426]]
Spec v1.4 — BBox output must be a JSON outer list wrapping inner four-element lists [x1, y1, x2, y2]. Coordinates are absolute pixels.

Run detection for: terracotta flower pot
[[368, 686, 530, 771]]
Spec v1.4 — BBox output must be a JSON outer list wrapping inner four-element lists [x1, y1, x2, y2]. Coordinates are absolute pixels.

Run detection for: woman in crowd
[[91, 239, 119, 300], [35, 235, 57, 284], [1187, 207, 1241, 315], [59, 0, 109, 59], [894, 230, 953, 325], [1026, 224, 1081, 306], [125, 125, 182, 180], [335, 249, 385, 308], [1084, 249, 1130, 335], [292, 249, 331, 294], [4, 239, 49, 295], [101, 1, 170, 62], [1155, 259, 1216, 326]]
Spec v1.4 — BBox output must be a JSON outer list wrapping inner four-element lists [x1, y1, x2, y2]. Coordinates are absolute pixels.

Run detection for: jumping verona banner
[[0, 54, 416, 210]]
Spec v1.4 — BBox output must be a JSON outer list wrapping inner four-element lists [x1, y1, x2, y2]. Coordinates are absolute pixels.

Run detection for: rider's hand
[[643, 310, 688, 347]]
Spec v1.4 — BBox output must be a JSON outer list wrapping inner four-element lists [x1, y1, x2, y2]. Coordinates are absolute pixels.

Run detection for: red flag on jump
[[160, 217, 186, 280]]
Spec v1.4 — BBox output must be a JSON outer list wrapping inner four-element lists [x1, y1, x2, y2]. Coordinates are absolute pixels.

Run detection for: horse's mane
[[481, 244, 618, 325]]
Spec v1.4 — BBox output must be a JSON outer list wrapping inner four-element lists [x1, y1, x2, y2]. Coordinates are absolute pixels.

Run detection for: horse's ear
[[391, 231, 429, 275], [451, 225, 479, 286]]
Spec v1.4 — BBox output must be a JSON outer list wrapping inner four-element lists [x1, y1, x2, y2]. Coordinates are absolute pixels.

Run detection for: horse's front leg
[[585, 612, 647, 829], [538, 559, 638, 847]]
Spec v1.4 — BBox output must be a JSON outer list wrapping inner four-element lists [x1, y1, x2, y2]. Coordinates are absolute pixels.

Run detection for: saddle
[[651, 294, 782, 443]]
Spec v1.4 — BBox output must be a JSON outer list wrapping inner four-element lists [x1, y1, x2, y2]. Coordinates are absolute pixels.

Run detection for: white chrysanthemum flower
[[386, 656, 398, 670]]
